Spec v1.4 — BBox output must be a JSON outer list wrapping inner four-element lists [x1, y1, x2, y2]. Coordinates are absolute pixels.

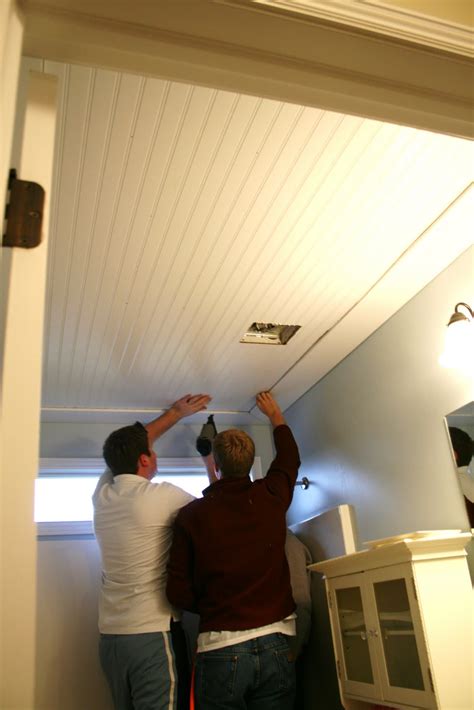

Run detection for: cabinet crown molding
[[311, 531, 473, 577]]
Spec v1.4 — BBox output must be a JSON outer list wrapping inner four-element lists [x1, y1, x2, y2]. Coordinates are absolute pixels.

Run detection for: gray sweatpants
[[99, 631, 177, 710]]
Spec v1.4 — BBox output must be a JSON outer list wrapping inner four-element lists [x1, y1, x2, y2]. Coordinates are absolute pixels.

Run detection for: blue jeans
[[99, 631, 177, 710], [195, 633, 295, 710]]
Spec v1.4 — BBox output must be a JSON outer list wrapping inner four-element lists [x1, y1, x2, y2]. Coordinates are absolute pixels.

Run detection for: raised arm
[[145, 394, 211, 444], [256, 391, 300, 507], [256, 391, 286, 428]]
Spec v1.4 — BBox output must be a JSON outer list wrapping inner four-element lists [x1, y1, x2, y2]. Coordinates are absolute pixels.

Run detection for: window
[[36, 456, 262, 536], [36, 457, 208, 536]]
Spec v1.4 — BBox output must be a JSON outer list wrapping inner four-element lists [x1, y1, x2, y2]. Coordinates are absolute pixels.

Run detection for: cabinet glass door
[[373, 578, 424, 690], [331, 573, 380, 700], [335, 586, 374, 684], [369, 565, 434, 709]]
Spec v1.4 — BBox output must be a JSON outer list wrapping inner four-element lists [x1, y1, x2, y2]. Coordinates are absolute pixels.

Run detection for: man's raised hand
[[171, 394, 212, 419], [256, 391, 285, 428]]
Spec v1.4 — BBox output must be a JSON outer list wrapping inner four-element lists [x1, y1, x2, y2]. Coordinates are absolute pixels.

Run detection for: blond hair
[[213, 429, 255, 479]]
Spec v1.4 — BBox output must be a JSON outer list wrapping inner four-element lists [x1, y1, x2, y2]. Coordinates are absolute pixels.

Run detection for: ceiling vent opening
[[240, 322, 301, 345]]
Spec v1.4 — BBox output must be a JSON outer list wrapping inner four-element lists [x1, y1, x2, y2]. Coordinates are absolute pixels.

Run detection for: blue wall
[[285, 247, 473, 543]]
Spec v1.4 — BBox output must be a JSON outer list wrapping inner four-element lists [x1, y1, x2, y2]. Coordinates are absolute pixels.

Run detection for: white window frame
[[36, 456, 262, 537]]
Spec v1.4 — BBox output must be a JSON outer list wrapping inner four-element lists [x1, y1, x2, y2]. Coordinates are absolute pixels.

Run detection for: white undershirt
[[197, 614, 296, 653], [458, 464, 474, 503]]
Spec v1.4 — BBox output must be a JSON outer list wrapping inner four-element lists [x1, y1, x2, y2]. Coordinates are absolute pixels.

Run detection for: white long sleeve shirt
[[93, 471, 194, 634], [458, 465, 474, 504]]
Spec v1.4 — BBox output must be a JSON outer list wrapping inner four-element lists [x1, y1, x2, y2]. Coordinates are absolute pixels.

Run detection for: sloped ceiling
[[20, 58, 472, 423]]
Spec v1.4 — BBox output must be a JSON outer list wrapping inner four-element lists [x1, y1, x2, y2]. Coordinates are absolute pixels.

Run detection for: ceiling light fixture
[[439, 302, 473, 374]]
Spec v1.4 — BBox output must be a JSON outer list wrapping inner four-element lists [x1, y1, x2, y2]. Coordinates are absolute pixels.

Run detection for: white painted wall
[[35, 539, 112, 710], [286, 246, 473, 542]]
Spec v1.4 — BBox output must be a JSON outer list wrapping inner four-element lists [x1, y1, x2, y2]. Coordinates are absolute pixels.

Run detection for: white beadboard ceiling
[[20, 59, 472, 423]]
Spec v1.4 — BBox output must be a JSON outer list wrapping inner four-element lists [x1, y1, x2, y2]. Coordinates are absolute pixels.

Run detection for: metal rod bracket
[[295, 476, 310, 490]]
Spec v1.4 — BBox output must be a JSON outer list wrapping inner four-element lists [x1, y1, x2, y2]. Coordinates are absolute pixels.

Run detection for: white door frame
[[0, 56, 58, 707]]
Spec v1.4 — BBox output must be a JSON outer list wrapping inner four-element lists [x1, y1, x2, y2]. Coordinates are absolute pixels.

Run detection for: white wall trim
[[229, 0, 474, 57], [40, 407, 261, 425], [38, 456, 263, 476], [37, 520, 94, 536]]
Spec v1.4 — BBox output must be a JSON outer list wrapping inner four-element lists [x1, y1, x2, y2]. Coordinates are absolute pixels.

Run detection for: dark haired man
[[93, 393, 211, 710], [166, 391, 301, 710]]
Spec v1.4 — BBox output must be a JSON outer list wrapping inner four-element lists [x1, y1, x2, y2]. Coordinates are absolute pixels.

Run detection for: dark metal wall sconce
[[446, 302, 473, 327], [295, 476, 310, 490]]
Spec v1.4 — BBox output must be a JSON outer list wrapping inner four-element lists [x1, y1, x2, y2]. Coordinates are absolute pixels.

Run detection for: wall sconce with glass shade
[[439, 302, 473, 374]]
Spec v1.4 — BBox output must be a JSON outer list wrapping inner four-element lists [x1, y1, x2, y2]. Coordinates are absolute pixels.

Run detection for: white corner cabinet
[[311, 532, 473, 710]]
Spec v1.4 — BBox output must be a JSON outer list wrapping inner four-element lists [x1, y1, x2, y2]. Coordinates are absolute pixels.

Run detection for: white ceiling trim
[[40, 407, 262, 425], [226, 0, 474, 56]]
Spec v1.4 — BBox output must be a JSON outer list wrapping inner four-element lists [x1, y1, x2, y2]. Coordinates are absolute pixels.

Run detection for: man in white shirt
[[93, 393, 211, 710]]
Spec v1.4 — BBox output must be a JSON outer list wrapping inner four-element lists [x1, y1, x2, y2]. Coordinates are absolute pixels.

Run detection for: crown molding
[[220, 0, 474, 57], [40, 407, 262, 425]]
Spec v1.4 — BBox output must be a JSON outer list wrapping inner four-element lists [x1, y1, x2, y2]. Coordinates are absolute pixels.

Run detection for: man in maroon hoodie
[[167, 391, 301, 710]]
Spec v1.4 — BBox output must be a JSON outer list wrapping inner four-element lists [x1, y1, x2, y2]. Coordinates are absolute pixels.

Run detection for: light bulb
[[439, 318, 474, 374]]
